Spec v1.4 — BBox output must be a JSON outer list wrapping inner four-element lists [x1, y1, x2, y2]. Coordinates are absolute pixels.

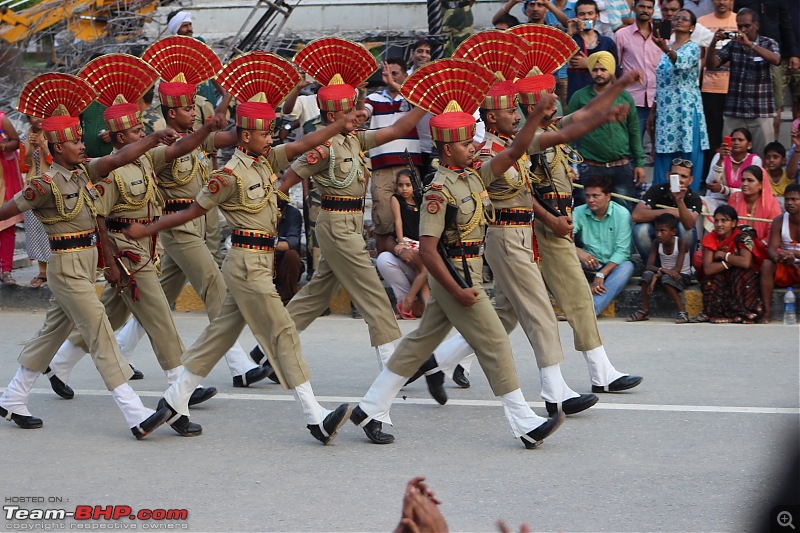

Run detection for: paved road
[[0, 311, 797, 532]]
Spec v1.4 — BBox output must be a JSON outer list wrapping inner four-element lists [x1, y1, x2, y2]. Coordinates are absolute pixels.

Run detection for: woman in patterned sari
[[695, 205, 763, 323]]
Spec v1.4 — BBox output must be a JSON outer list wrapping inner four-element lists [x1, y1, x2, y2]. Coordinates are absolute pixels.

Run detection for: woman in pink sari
[[728, 165, 782, 247], [0, 111, 23, 285]]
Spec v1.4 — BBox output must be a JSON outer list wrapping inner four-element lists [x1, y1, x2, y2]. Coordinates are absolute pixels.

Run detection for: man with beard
[[568, 51, 644, 212]]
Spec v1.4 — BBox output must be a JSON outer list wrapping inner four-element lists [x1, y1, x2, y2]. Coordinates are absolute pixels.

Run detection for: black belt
[[49, 231, 97, 252], [445, 243, 484, 259], [163, 199, 193, 213], [321, 196, 364, 212], [106, 218, 156, 233], [491, 209, 533, 226], [231, 230, 275, 251]]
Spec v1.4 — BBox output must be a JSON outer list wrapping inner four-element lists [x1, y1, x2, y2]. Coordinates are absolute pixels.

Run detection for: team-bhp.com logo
[[4, 505, 188, 528]]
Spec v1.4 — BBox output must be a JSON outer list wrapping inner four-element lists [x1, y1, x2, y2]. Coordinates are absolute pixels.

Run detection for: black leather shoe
[[350, 405, 394, 444], [188, 386, 217, 407], [0, 405, 43, 429], [158, 399, 202, 437], [262, 362, 279, 384], [592, 375, 643, 393], [308, 403, 351, 445], [45, 366, 74, 400], [129, 364, 144, 380], [452, 364, 470, 388], [425, 371, 448, 405], [249, 345, 268, 366], [520, 412, 564, 449], [545, 393, 598, 416], [130, 405, 170, 440], [405, 354, 437, 386], [232, 366, 270, 388]]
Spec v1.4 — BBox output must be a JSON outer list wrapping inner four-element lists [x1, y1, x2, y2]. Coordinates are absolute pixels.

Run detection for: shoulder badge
[[102, 177, 112, 184], [214, 174, 229, 187], [222, 167, 234, 175], [426, 201, 440, 214], [471, 160, 483, 170], [96, 184, 105, 197], [208, 180, 220, 194], [306, 151, 319, 165], [23, 186, 36, 201], [40, 174, 52, 184], [430, 183, 443, 191], [32, 180, 47, 194], [313, 146, 327, 159], [424, 192, 445, 204]]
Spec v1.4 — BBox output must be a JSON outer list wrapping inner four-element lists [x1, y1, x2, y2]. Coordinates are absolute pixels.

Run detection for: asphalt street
[[0, 311, 798, 532]]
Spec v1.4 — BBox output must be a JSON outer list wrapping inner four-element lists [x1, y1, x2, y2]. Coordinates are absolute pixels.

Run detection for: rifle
[[401, 149, 471, 289], [533, 151, 569, 217]]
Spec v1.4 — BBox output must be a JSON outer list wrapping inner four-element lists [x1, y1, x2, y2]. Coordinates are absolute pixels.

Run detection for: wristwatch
[[595, 272, 605, 279]]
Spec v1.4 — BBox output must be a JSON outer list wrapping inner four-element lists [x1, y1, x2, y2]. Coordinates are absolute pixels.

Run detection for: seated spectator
[[759, 183, 800, 323], [763, 141, 797, 207], [782, 126, 800, 199], [633, 159, 702, 258], [702, 127, 761, 232], [727, 165, 781, 246], [390, 169, 429, 318], [376, 170, 427, 320], [573, 176, 634, 315], [628, 213, 692, 323], [274, 198, 304, 305], [694, 205, 763, 323]]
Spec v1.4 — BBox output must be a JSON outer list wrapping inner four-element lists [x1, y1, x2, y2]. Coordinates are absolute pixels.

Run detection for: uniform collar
[[50, 161, 81, 181], [440, 165, 464, 184], [485, 129, 513, 145]]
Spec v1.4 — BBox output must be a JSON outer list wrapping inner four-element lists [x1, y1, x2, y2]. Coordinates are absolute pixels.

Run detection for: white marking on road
[[11, 388, 800, 415]]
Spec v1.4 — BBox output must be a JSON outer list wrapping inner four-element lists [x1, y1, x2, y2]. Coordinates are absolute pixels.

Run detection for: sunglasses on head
[[672, 158, 693, 168]]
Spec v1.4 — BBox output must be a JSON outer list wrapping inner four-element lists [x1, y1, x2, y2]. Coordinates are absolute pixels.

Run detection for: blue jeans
[[575, 162, 640, 212], [636, 106, 651, 144], [633, 222, 696, 260], [587, 260, 635, 315]]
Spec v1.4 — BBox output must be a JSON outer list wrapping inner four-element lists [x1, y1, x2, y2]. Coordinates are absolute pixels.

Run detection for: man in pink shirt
[[698, 0, 737, 178], [615, 0, 661, 146]]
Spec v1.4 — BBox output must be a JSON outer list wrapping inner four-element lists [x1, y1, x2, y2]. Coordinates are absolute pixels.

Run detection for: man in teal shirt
[[573, 175, 634, 315], [568, 51, 645, 212]]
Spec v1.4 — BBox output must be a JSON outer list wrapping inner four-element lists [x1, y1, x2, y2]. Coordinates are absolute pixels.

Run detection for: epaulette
[[40, 173, 52, 184], [324, 141, 331, 147], [222, 167, 234, 175], [429, 183, 443, 191]]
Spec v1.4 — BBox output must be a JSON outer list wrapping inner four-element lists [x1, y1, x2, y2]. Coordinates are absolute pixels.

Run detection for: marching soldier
[[125, 52, 365, 443], [0, 73, 170, 438], [349, 58, 563, 449]]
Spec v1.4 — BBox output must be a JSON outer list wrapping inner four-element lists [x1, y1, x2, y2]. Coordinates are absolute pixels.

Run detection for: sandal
[[30, 276, 47, 289], [692, 313, 710, 323], [675, 311, 689, 324], [626, 309, 650, 322], [396, 302, 416, 320], [0, 272, 17, 286]]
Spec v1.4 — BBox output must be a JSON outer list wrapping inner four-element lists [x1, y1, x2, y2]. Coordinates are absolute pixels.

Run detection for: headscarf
[[168, 11, 192, 35], [727, 165, 782, 243]]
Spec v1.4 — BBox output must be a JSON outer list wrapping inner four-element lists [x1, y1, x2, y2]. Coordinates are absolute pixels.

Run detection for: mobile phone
[[724, 31, 739, 39], [669, 174, 681, 193], [792, 118, 800, 133], [723, 136, 732, 148], [660, 19, 672, 39]]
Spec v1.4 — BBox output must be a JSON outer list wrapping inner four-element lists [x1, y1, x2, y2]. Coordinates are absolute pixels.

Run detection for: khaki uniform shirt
[[150, 135, 217, 201], [14, 160, 102, 235], [96, 152, 161, 220], [477, 130, 534, 210], [527, 115, 574, 195], [196, 146, 290, 232], [290, 130, 378, 198]]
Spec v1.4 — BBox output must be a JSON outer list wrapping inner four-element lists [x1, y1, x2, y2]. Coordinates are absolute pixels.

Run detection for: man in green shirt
[[567, 51, 645, 212], [573, 175, 634, 315]]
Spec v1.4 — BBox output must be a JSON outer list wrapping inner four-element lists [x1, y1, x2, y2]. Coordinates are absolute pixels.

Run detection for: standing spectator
[[407, 38, 432, 74], [18, 116, 51, 288], [727, 165, 781, 244], [759, 183, 800, 323], [0, 111, 21, 286], [606, 0, 662, 32], [695, 205, 763, 323], [705, 8, 781, 158], [633, 159, 702, 258], [568, 51, 645, 211], [698, 0, 738, 180], [566, 0, 620, 102], [615, 0, 662, 144], [573, 176, 635, 316], [650, 8, 709, 190], [683, 0, 714, 17], [364, 58, 422, 255], [763, 141, 796, 202], [275, 199, 304, 306], [734, 0, 800, 141], [406, 39, 435, 179], [629, 213, 692, 323]]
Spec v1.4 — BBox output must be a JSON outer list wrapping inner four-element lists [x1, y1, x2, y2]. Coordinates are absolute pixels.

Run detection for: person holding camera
[[566, 0, 619, 102], [705, 7, 781, 158]]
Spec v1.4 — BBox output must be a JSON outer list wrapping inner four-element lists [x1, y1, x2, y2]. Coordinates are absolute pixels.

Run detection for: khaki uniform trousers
[[19, 248, 133, 390], [204, 206, 224, 268], [66, 248, 184, 372], [180, 248, 311, 389], [534, 218, 602, 352], [485, 225, 564, 369], [158, 217, 227, 321], [286, 211, 401, 347], [387, 257, 519, 397], [306, 189, 321, 272]]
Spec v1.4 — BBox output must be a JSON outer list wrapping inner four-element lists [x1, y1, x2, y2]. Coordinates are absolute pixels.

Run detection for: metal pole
[[426, 0, 443, 59]]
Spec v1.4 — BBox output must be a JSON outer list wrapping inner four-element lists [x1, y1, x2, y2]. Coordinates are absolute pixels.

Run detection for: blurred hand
[[156, 128, 180, 145], [455, 287, 479, 307]]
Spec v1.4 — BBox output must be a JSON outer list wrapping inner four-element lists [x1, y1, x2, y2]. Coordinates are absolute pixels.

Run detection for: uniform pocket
[[128, 180, 146, 196]]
